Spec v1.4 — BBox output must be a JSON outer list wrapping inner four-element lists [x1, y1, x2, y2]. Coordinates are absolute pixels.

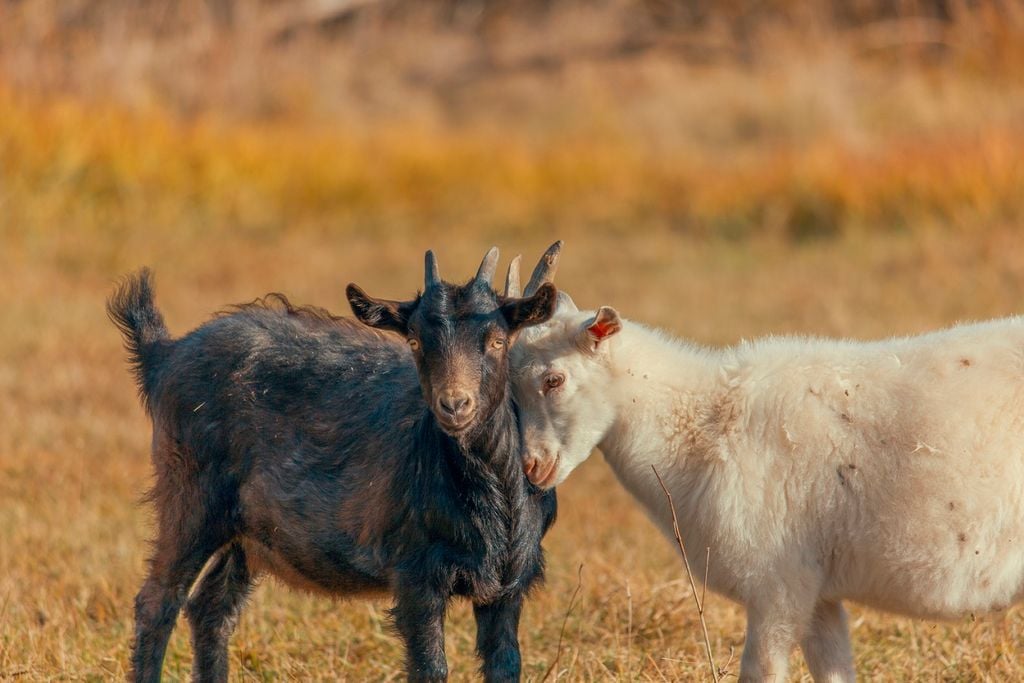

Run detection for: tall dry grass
[[4, 2, 1024, 244], [2, 88, 1023, 248]]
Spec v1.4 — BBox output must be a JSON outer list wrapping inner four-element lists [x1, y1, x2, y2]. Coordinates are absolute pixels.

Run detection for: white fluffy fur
[[511, 309, 1024, 682]]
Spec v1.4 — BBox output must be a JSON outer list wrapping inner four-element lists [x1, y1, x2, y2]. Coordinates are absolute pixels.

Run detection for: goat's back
[[716, 316, 1024, 618]]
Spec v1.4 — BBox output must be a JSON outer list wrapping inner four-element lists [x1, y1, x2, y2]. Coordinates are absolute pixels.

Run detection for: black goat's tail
[[107, 268, 172, 411]]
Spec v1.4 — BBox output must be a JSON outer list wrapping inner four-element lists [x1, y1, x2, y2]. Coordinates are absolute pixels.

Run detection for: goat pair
[[108, 245, 564, 682], [114, 242, 1024, 682]]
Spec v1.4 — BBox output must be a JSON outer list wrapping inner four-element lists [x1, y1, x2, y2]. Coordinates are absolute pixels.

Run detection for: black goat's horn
[[425, 250, 440, 288], [475, 246, 500, 285], [524, 240, 562, 296]]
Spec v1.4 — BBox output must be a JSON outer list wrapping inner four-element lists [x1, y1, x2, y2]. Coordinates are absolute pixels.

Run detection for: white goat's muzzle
[[523, 449, 560, 488]]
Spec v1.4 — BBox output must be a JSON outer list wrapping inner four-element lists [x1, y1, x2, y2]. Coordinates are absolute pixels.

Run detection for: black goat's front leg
[[473, 594, 523, 683], [393, 583, 449, 682]]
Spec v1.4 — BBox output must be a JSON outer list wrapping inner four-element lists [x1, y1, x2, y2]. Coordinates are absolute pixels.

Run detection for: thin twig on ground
[[626, 578, 633, 681], [542, 564, 584, 682], [652, 465, 719, 683], [702, 545, 710, 615]]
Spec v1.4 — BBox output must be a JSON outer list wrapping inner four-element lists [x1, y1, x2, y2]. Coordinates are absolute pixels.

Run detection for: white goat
[[509, 259, 1024, 681]]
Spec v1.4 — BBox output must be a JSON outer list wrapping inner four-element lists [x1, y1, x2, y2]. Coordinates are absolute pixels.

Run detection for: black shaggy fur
[[108, 266, 559, 683]]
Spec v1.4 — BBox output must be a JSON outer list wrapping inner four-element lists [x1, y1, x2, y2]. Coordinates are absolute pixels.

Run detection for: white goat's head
[[505, 244, 623, 489]]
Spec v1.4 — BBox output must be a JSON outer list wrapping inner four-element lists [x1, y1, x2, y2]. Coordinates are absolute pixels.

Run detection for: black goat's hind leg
[[133, 543, 219, 682], [132, 509, 226, 683], [186, 543, 253, 683], [474, 594, 524, 683]]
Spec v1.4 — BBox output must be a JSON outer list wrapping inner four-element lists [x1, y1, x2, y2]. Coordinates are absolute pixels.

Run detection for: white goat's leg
[[739, 595, 814, 682], [799, 600, 855, 683]]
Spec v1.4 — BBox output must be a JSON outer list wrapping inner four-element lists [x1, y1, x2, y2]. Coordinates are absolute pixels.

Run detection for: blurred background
[[2, 0, 1024, 679]]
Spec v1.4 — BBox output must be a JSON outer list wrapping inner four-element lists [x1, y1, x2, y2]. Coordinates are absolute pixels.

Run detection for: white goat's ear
[[579, 306, 622, 351]]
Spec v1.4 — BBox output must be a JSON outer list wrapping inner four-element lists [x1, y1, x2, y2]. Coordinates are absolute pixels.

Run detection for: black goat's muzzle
[[434, 388, 476, 433]]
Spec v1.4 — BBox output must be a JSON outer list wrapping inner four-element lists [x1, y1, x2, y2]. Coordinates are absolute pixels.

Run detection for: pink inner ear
[[589, 319, 616, 340]]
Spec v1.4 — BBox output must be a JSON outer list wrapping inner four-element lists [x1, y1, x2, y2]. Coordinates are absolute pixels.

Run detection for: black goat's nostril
[[445, 397, 466, 413], [439, 392, 472, 419]]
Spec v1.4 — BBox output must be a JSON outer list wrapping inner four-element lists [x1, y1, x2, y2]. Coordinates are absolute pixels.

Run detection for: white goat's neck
[[594, 321, 735, 564], [599, 321, 724, 467]]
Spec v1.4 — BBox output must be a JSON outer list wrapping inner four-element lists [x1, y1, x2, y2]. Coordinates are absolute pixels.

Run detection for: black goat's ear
[[501, 282, 557, 332], [346, 284, 415, 334]]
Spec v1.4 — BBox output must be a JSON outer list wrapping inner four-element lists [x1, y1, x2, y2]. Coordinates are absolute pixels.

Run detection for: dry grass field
[[3, 1, 1024, 680]]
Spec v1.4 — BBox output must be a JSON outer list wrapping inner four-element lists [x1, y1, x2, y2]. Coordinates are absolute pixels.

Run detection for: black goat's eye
[[543, 373, 565, 393], [407, 338, 420, 351], [491, 337, 506, 350]]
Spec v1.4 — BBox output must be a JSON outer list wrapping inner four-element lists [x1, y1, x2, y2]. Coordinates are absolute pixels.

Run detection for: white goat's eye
[[543, 373, 565, 393], [408, 338, 420, 351]]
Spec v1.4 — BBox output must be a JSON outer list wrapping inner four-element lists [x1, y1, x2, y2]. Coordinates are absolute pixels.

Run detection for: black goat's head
[[347, 247, 557, 436]]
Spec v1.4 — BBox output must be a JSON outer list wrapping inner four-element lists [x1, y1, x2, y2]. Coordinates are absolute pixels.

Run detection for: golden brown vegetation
[[8, 225, 1024, 681], [3, 1, 1024, 679]]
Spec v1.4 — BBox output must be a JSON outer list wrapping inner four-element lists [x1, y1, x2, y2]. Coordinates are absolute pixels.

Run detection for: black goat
[[107, 245, 563, 682]]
